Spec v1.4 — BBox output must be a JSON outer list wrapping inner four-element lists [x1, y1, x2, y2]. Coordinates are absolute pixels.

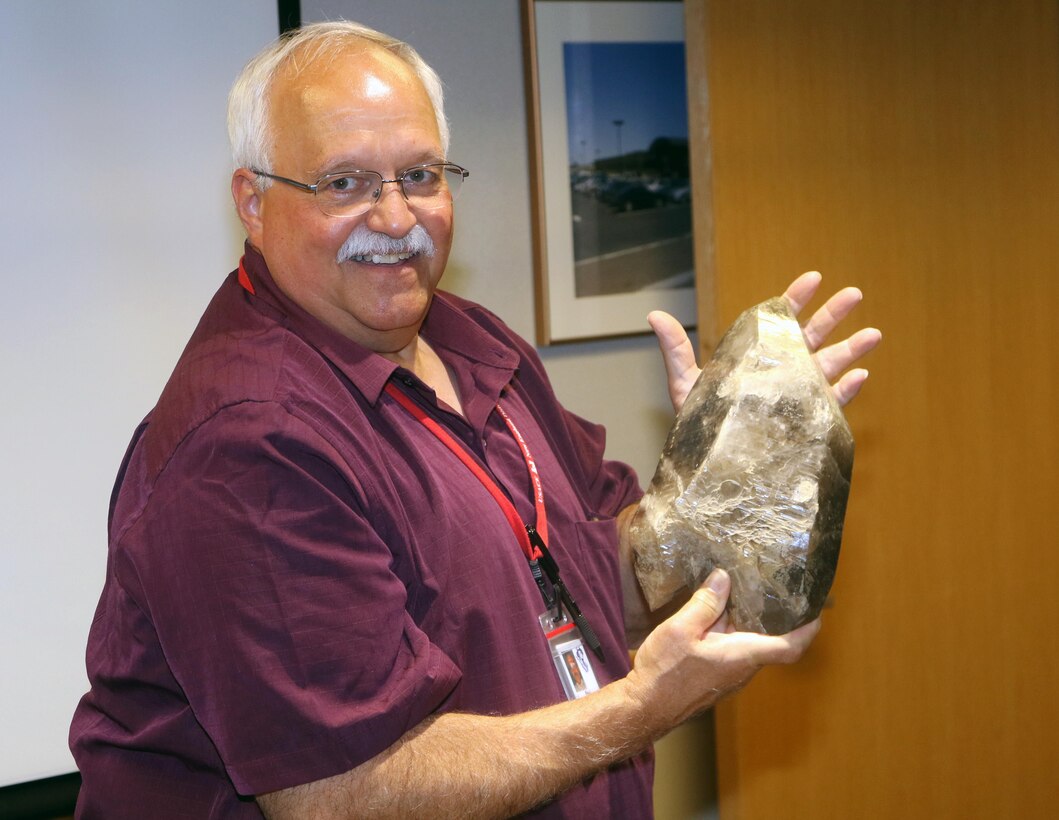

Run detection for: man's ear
[[232, 169, 264, 247]]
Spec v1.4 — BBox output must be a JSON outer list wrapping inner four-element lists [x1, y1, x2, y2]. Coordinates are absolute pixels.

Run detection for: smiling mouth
[[351, 251, 416, 265]]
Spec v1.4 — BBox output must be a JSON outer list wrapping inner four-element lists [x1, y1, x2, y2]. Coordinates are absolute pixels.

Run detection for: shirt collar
[[237, 242, 519, 406]]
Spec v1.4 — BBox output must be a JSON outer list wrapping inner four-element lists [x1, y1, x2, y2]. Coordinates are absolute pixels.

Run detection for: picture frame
[[522, 0, 697, 344]]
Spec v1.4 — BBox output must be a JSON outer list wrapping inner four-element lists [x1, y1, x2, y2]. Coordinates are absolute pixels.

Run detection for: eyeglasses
[[251, 162, 468, 218]]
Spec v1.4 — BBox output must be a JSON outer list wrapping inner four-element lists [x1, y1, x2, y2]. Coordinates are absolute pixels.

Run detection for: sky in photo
[[563, 41, 688, 166]]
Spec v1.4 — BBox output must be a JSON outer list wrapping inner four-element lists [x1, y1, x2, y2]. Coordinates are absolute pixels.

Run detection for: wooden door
[[685, 1, 1059, 817]]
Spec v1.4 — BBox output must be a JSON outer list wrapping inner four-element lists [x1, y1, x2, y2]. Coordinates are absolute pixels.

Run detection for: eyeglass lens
[[316, 164, 465, 217]]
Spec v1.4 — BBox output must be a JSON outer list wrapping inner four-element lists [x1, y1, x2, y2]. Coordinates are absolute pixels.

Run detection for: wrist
[[603, 670, 670, 746]]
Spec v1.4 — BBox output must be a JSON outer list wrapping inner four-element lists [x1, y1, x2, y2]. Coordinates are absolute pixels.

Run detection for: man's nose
[[364, 181, 417, 238]]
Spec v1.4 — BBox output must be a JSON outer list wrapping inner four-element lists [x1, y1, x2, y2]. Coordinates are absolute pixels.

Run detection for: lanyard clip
[[526, 526, 605, 662], [527, 526, 562, 621], [528, 558, 555, 611], [526, 526, 558, 580]]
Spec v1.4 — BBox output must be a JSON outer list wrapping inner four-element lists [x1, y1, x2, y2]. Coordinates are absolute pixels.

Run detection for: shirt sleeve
[[112, 400, 461, 796]]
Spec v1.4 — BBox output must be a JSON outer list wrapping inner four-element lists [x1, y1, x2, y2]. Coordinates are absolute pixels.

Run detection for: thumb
[[647, 310, 699, 411], [676, 568, 731, 635]]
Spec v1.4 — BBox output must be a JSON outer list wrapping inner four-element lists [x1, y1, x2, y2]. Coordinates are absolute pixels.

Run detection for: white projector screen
[[0, 0, 278, 788]]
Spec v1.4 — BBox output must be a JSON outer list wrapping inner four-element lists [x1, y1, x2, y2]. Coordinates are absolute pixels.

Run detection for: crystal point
[[631, 297, 854, 634]]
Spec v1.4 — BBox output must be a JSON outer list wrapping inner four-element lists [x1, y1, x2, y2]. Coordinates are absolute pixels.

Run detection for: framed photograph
[[523, 0, 697, 344]]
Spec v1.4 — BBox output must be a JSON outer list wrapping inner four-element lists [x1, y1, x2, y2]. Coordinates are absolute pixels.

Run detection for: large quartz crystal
[[631, 297, 854, 634]]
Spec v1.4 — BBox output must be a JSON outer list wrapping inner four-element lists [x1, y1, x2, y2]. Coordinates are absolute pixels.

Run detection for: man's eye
[[404, 168, 439, 187], [322, 175, 370, 196]]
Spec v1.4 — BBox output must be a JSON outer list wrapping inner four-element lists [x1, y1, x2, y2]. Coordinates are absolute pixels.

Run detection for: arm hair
[[257, 677, 660, 819]]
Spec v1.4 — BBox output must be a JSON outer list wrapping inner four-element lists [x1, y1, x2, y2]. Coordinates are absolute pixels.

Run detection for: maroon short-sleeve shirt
[[70, 247, 653, 818]]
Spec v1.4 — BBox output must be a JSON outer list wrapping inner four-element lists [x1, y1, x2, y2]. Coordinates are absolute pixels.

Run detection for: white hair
[[227, 21, 450, 183]]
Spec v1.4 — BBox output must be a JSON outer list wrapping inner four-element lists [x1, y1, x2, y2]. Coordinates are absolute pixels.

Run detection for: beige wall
[[689, 1, 1059, 817]]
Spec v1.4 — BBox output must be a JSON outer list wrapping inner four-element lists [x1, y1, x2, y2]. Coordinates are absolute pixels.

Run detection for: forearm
[[258, 567, 816, 819], [258, 676, 662, 820]]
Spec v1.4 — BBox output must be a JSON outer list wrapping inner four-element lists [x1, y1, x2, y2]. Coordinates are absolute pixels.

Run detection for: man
[[70, 21, 879, 819]]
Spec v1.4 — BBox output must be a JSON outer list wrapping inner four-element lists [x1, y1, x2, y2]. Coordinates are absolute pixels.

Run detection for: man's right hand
[[621, 568, 821, 730]]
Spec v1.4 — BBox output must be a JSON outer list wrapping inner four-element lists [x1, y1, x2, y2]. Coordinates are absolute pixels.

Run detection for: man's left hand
[[648, 271, 882, 413]]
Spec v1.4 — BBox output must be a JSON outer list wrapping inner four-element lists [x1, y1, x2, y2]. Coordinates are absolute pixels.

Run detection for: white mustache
[[336, 224, 436, 264]]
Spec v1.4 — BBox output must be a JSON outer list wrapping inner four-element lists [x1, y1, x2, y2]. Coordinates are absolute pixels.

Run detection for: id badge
[[539, 610, 601, 700]]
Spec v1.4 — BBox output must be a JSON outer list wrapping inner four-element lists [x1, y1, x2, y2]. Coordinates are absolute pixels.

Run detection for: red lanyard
[[383, 382, 547, 561], [382, 381, 606, 662], [237, 257, 256, 295]]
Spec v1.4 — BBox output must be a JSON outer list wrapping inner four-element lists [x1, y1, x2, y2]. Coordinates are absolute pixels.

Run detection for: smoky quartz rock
[[631, 297, 854, 634]]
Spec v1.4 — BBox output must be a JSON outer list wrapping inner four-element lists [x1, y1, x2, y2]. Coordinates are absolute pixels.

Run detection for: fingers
[[678, 569, 816, 660], [628, 571, 820, 723], [648, 310, 701, 411], [801, 286, 865, 352], [657, 274, 879, 412], [781, 273, 881, 403], [772, 617, 822, 662], [647, 310, 693, 368], [685, 568, 820, 664], [718, 616, 822, 667], [672, 568, 731, 637], [783, 271, 823, 315], [815, 326, 883, 383], [831, 368, 870, 407]]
